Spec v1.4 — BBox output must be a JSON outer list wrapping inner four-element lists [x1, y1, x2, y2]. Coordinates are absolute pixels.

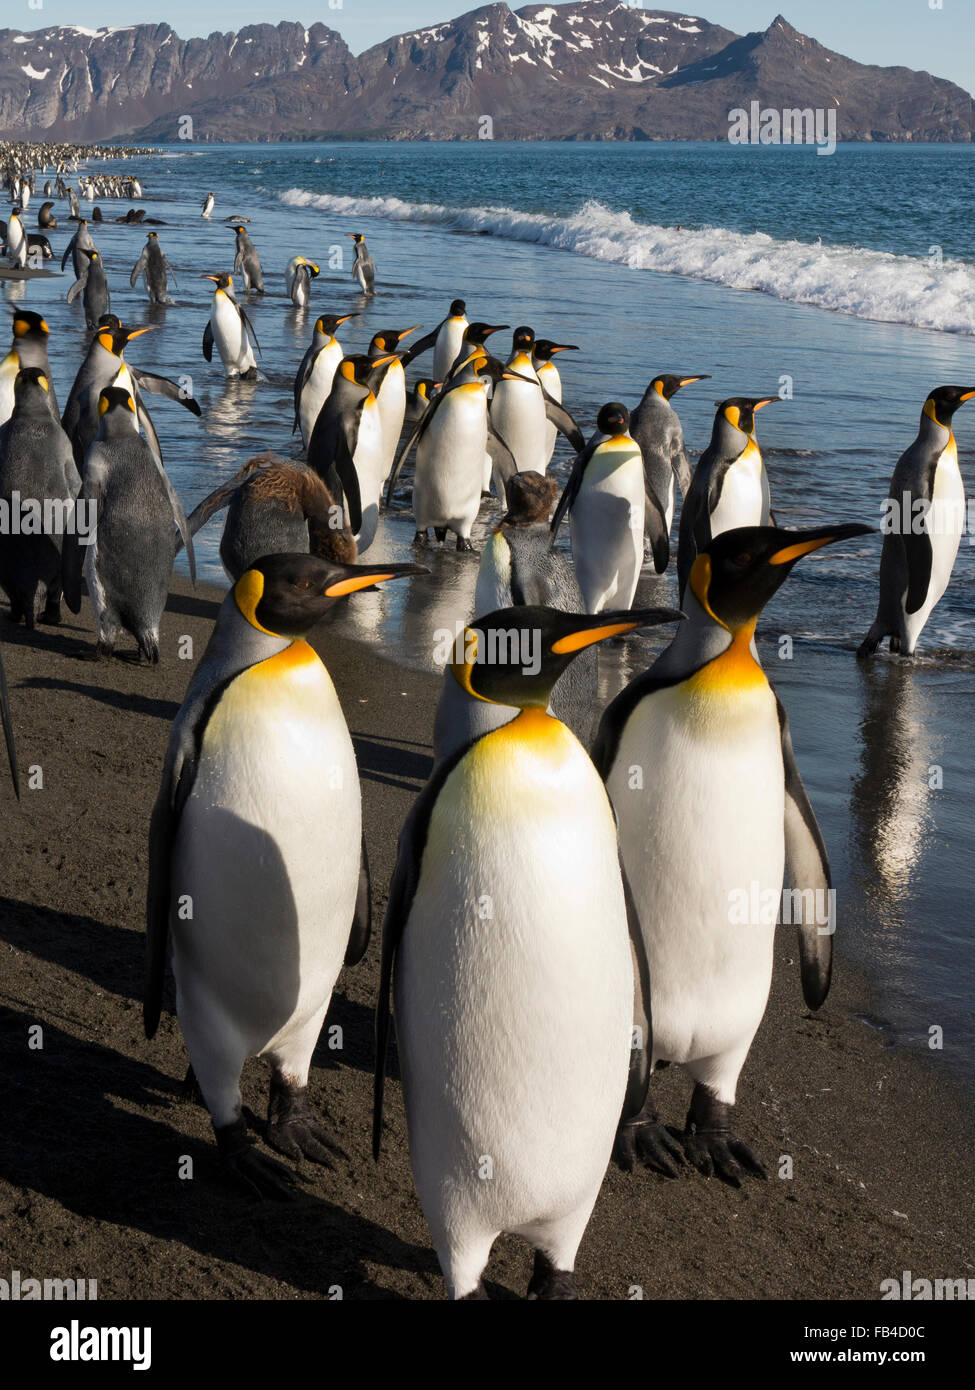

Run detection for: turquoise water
[[4, 140, 975, 1083]]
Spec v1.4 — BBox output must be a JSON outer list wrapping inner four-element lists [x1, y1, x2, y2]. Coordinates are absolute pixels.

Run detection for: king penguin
[[629, 373, 709, 573], [401, 300, 469, 383], [367, 325, 420, 487], [201, 192, 214, 220], [386, 353, 516, 549], [4, 207, 27, 268], [374, 601, 683, 1298], [0, 368, 81, 627], [293, 312, 358, 454], [3, 311, 59, 422], [348, 233, 375, 294], [130, 232, 178, 305], [231, 225, 264, 294], [67, 248, 111, 329], [146, 552, 424, 1197], [551, 402, 646, 614], [306, 353, 398, 553], [61, 218, 94, 279], [202, 273, 261, 378], [593, 521, 872, 1184], [66, 387, 195, 661], [285, 256, 320, 308], [490, 327, 583, 474], [531, 339, 578, 471], [676, 396, 777, 598], [858, 385, 975, 659]]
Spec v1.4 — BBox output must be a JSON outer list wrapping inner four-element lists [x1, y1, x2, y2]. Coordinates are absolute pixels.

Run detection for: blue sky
[[14, 2, 975, 95]]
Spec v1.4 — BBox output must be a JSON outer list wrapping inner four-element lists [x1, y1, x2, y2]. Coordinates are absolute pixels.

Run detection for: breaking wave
[[280, 189, 975, 336]]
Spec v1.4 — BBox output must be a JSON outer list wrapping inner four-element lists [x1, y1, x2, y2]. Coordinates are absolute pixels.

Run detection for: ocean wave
[[280, 189, 975, 336]]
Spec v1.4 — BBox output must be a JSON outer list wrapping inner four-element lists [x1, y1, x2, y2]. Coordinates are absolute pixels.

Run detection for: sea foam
[[280, 189, 975, 336]]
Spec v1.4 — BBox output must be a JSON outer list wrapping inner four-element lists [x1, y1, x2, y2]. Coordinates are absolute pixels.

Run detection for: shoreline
[[0, 576, 971, 1300]]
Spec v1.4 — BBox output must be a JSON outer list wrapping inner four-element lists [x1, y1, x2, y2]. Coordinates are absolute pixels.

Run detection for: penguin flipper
[[133, 369, 202, 417], [386, 397, 441, 506], [238, 305, 262, 357], [620, 862, 652, 1122], [543, 389, 585, 453], [129, 250, 147, 288], [903, 528, 933, 615], [164, 258, 179, 289], [0, 642, 20, 800], [66, 270, 87, 304], [399, 322, 442, 368], [486, 427, 518, 508], [344, 834, 372, 968], [60, 236, 75, 272], [672, 443, 693, 500], [644, 489, 670, 574], [550, 441, 595, 541], [293, 345, 314, 431], [776, 694, 833, 1011], [308, 426, 363, 536], [202, 321, 214, 362], [145, 723, 202, 1040], [373, 739, 472, 1160]]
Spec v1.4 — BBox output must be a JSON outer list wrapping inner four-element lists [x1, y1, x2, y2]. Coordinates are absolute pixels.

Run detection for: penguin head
[[712, 396, 777, 447], [465, 322, 508, 346], [449, 299, 467, 317], [232, 553, 427, 639], [369, 325, 419, 356], [348, 233, 365, 244], [689, 523, 874, 634], [339, 353, 395, 394], [96, 386, 138, 432], [651, 373, 710, 400], [308, 263, 320, 278], [597, 402, 630, 438], [510, 326, 535, 353], [12, 366, 52, 409], [11, 311, 50, 344], [451, 606, 684, 709], [204, 273, 234, 294], [500, 471, 558, 527], [922, 386, 975, 430], [533, 340, 579, 363], [147, 232, 158, 241], [315, 312, 356, 337], [96, 320, 151, 356]]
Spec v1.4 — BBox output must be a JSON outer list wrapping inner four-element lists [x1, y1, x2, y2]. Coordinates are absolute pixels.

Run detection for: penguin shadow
[[0, 1003, 436, 1299], [0, 612, 92, 662], [0, 896, 143, 1004], [163, 590, 222, 623], [18, 676, 180, 721], [351, 732, 432, 793]]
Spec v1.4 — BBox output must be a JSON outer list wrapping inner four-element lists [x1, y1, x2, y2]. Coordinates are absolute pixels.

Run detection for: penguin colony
[[1, 145, 971, 1302]]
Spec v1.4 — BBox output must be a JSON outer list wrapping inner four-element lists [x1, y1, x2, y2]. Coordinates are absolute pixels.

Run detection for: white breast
[[710, 440, 766, 536]]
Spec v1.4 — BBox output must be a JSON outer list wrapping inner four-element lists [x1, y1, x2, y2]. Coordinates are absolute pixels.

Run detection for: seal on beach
[[551, 402, 646, 613], [628, 373, 709, 573], [594, 522, 872, 1185], [202, 273, 260, 378], [145, 552, 424, 1198], [374, 602, 682, 1299], [858, 385, 975, 659], [676, 397, 777, 599]]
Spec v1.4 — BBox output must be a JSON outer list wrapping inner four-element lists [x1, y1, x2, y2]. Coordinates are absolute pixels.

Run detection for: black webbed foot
[[680, 1084, 767, 1187]]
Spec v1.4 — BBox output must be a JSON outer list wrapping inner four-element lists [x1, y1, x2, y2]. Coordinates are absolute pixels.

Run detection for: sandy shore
[[0, 576, 971, 1301]]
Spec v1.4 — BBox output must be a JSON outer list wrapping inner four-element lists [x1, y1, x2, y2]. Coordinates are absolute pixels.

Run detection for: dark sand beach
[[0, 577, 971, 1301]]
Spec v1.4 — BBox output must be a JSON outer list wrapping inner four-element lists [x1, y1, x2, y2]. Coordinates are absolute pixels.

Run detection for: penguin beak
[[753, 398, 777, 412], [202, 275, 220, 283], [323, 562, 429, 597], [371, 353, 399, 368], [336, 314, 358, 325], [0, 642, 18, 800], [396, 326, 421, 341], [768, 523, 876, 567], [960, 390, 975, 403], [125, 327, 154, 341], [481, 325, 509, 340], [679, 375, 710, 387], [549, 345, 579, 354], [550, 608, 686, 654]]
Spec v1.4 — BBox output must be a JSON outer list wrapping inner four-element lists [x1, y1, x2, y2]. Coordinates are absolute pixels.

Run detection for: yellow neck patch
[[687, 620, 766, 694], [234, 569, 277, 635]]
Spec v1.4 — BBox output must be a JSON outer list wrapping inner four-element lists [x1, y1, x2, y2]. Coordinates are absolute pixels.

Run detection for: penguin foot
[[526, 1251, 578, 1301], [456, 537, 477, 553], [40, 600, 61, 625], [266, 1076, 349, 1169], [614, 1110, 686, 1178], [412, 530, 428, 548], [680, 1086, 767, 1187], [433, 527, 447, 543], [214, 1117, 297, 1201], [94, 640, 115, 661]]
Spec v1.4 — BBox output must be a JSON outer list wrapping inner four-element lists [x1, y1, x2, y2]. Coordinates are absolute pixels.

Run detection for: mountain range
[[1, 4, 972, 144]]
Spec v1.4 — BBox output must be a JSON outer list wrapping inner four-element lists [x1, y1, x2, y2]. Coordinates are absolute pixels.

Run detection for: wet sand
[[0, 576, 972, 1301]]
